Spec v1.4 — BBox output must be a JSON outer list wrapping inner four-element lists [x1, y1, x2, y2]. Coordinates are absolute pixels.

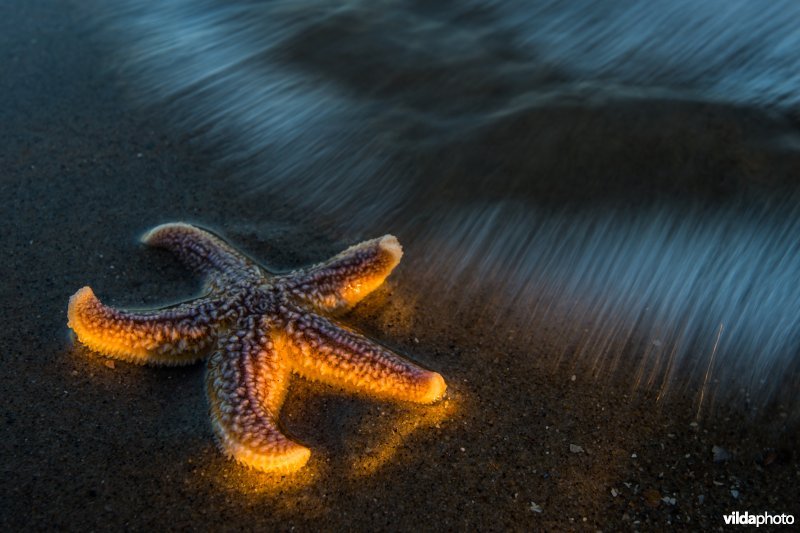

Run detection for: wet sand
[[1, 1, 798, 531]]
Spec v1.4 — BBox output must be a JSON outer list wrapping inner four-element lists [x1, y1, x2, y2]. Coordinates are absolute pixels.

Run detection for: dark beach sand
[[2, 1, 798, 531]]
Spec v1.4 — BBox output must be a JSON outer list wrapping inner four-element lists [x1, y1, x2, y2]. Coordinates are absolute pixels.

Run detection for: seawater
[[88, 0, 800, 420]]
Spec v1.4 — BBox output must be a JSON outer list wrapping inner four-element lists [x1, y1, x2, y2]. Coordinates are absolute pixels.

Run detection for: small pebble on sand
[[643, 489, 661, 508], [712, 445, 732, 462]]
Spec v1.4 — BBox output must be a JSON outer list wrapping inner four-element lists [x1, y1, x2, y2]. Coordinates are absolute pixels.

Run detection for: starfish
[[67, 222, 446, 474]]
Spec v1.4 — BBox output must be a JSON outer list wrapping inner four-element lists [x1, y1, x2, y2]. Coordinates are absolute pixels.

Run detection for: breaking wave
[[87, 0, 800, 421]]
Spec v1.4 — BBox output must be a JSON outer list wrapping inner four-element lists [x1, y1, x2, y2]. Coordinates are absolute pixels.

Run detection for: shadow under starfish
[[67, 223, 446, 474]]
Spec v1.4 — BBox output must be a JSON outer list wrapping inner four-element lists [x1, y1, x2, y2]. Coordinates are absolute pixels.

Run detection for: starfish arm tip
[[67, 285, 97, 330], [221, 437, 312, 474], [378, 234, 403, 265], [208, 399, 312, 474], [419, 371, 447, 404], [140, 222, 192, 245], [68, 284, 94, 304], [67, 286, 125, 359]]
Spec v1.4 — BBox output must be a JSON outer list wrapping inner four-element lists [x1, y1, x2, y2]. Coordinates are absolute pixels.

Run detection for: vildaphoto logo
[[723, 511, 795, 527]]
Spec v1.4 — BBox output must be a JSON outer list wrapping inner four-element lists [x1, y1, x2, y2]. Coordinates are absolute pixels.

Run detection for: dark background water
[[87, 0, 800, 420]]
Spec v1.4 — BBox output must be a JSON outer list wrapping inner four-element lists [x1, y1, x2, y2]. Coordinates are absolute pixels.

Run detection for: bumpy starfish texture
[[68, 223, 446, 473]]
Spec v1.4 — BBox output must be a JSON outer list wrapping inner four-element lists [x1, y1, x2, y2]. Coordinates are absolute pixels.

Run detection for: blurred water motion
[[91, 0, 800, 419]]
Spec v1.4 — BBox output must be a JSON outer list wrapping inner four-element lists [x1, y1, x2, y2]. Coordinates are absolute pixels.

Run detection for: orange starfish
[[68, 223, 446, 473]]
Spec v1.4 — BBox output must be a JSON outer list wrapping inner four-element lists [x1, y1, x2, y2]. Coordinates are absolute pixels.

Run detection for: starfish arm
[[142, 223, 262, 286], [284, 310, 446, 404], [281, 235, 403, 313], [206, 316, 310, 473], [67, 286, 229, 366]]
